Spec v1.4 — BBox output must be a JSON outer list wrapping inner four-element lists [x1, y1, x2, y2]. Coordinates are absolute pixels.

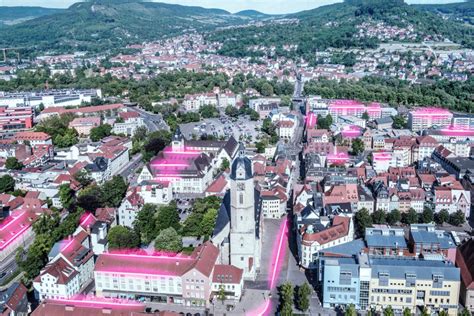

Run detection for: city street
[[128, 106, 169, 132], [118, 153, 143, 182]]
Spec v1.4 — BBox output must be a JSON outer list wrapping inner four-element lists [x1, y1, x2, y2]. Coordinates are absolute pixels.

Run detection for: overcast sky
[[0, 0, 464, 14]]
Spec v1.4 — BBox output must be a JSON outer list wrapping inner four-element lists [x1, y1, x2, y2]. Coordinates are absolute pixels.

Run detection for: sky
[[0, 0, 464, 14]]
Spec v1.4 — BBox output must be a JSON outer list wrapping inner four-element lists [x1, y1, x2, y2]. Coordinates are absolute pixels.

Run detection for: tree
[[420, 307, 429, 316], [255, 140, 267, 153], [392, 115, 407, 129], [201, 208, 218, 237], [383, 306, 394, 316], [101, 176, 127, 207], [459, 308, 471, 316], [220, 158, 230, 171], [402, 308, 411, 316], [261, 82, 274, 96], [108, 225, 140, 250], [74, 170, 93, 187], [142, 130, 172, 161], [90, 124, 112, 142], [371, 209, 386, 224], [59, 183, 75, 210], [448, 210, 465, 226], [134, 204, 158, 244], [354, 208, 372, 237], [362, 111, 369, 120], [438, 310, 448, 316], [402, 208, 418, 225], [77, 185, 102, 213], [435, 209, 450, 225], [0, 175, 15, 193], [345, 304, 357, 316], [5, 157, 23, 170], [54, 128, 78, 148], [421, 207, 434, 223], [386, 209, 401, 225], [279, 282, 294, 316], [296, 283, 311, 312], [225, 105, 239, 118], [33, 213, 60, 235], [154, 227, 183, 252], [249, 109, 259, 121], [317, 114, 333, 130], [199, 105, 219, 118], [133, 126, 148, 143], [217, 285, 226, 304], [155, 203, 181, 232], [351, 138, 365, 156]]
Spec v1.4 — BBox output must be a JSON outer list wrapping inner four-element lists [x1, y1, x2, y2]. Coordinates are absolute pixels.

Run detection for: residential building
[[0, 282, 29, 316], [12, 131, 52, 146], [298, 212, 353, 269], [321, 254, 460, 315], [183, 93, 217, 111], [33, 221, 95, 300], [112, 111, 146, 136], [69, 117, 101, 136], [30, 297, 158, 316], [94, 242, 243, 308], [365, 226, 408, 256], [117, 190, 143, 228], [408, 224, 458, 262], [38, 103, 124, 121], [0, 106, 33, 131], [408, 108, 453, 132]]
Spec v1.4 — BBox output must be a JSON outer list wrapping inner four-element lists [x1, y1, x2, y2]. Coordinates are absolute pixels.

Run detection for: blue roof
[[369, 257, 460, 281], [212, 191, 230, 237], [410, 229, 456, 249], [366, 234, 407, 249], [320, 239, 366, 257]]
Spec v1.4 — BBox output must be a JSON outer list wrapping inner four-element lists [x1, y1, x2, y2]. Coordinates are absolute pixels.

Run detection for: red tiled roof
[[119, 112, 140, 120], [95, 208, 116, 224], [41, 104, 124, 115], [38, 258, 78, 285], [206, 175, 228, 193], [302, 216, 351, 246], [31, 298, 146, 316], [95, 241, 219, 278], [14, 131, 51, 141], [212, 264, 243, 284], [4, 283, 27, 312]]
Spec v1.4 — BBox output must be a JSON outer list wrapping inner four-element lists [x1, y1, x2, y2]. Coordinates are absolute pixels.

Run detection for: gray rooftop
[[369, 257, 460, 281]]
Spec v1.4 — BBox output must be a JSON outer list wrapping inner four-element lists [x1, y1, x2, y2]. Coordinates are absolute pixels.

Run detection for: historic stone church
[[212, 144, 262, 281]]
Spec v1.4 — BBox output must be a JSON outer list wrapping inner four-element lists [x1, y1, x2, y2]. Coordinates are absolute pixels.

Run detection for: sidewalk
[[212, 289, 271, 316]]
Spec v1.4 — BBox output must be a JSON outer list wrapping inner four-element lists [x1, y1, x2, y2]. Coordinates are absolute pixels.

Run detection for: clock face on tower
[[237, 182, 245, 191]]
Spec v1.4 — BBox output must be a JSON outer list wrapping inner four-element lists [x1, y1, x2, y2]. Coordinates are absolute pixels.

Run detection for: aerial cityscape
[[0, 0, 473, 315]]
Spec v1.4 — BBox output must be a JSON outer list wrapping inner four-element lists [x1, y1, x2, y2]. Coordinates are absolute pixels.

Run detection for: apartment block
[[408, 108, 453, 132], [94, 242, 243, 308], [321, 254, 460, 315]]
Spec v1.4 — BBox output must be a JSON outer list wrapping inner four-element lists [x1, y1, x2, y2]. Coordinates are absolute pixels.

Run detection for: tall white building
[[229, 146, 261, 280]]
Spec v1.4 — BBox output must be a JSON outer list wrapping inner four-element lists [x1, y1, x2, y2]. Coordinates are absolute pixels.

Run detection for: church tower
[[229, 144, 260, 280], [171, 127, 185, 152]]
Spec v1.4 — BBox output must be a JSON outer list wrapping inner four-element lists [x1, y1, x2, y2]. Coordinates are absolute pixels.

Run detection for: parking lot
[[179, 115, 262, 144]]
